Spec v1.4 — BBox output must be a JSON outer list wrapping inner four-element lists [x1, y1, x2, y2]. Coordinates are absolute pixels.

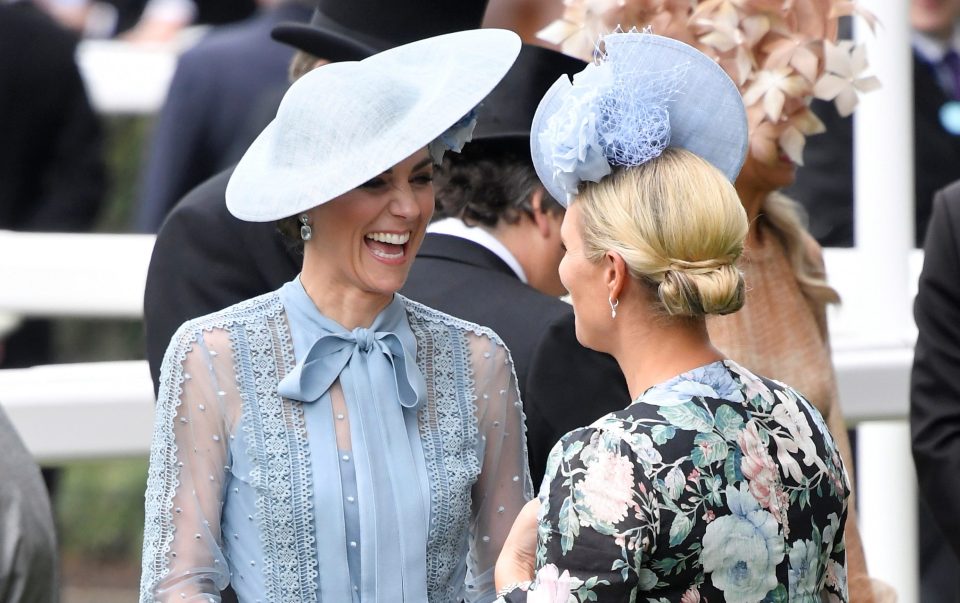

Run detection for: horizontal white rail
[[0, 361, 154, 462], [0, 231, 154, 319]]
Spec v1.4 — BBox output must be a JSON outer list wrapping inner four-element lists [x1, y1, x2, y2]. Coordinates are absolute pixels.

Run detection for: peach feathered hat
[[538, 0, 879, 166]]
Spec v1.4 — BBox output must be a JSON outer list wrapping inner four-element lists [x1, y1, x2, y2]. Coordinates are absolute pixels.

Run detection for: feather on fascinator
[[538, 0, 880, 165], [531, 30, 749, 205]]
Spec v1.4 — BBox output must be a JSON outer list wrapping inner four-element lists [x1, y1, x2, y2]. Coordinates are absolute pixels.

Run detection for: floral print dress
[[498, 359, 849, 603]]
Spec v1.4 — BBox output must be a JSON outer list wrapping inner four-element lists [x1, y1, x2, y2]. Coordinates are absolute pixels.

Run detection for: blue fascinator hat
[[530, 31, 749, 206]]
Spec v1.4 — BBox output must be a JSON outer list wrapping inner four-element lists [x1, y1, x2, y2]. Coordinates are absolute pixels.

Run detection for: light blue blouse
[[140, 279, 532, 602]]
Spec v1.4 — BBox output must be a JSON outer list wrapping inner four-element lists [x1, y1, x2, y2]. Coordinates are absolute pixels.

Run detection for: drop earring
[[609, 296, 619, 319], [299, 214, 312, 241]]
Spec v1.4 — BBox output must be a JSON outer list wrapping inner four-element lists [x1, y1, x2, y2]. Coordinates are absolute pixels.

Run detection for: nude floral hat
[[538, 0, 879, 166], [226, 29, 522, 222]]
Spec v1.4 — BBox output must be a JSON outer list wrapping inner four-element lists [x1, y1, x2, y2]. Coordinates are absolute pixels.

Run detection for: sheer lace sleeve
[[464, 332, 534, 602], [141, 325, 241, 602]]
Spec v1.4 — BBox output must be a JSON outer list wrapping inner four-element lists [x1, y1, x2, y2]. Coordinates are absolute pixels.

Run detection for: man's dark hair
[[435, 143, 562, 227]]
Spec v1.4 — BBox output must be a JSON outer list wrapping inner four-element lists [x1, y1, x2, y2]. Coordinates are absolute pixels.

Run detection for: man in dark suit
[[0, 0, 106, 369], [144, 0, 491, 390], [912, 179, 960, 602], [400, 45, 629, 486], [787, 0, 960, 247], [135, 0, 313, 232]]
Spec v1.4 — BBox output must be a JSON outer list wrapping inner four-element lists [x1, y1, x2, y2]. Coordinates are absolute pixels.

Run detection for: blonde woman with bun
[[494, 32, 852, 601]]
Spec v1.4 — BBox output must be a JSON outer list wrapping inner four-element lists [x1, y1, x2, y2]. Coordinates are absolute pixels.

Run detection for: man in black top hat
[[400, 45, 630, 487], [144, 0, 490, 391]]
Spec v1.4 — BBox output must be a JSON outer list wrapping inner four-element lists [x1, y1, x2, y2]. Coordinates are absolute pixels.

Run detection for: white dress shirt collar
[[426, 218, 528, 283]]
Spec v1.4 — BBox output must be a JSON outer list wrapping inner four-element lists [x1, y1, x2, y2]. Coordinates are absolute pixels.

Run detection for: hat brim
[[531, 34, 749, 207], [227, 29, 522, 222], [271, 20, 380, 63]]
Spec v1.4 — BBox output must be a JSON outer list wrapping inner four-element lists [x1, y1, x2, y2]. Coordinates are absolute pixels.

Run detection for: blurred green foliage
[[55, 458, 148, 561]]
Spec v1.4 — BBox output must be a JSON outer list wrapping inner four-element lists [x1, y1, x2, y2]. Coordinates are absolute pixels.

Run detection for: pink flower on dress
[[681, 587, 702, 603], [738, 420, 787, 525], [577, 447, 636, 526], [528, 564, 576, 603]]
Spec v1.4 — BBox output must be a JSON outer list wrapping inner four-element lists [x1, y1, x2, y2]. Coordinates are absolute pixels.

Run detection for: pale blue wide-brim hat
[[530, 31, 748, 206], [226, 29, 522, 222]]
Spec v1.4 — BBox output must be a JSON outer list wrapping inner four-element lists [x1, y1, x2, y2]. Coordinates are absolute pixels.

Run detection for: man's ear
[[529, 187, 555, 238]]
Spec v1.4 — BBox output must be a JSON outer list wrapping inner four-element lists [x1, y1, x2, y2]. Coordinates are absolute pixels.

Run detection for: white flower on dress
[[702, 483, 785, 602], [576, 446, 635, 527], [772, 389, 819, 468], [787, 539, 822, 598], [527, 563, 579, 603], [825, 558, 848, 595]]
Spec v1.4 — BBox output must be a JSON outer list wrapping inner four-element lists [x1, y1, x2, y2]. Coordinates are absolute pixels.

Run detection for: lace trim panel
[[142, 292, 318, 602]]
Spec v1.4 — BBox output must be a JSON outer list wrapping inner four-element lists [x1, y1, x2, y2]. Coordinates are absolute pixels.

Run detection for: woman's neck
[[299, 268, 392, 330], [607, 312, 725, 400]]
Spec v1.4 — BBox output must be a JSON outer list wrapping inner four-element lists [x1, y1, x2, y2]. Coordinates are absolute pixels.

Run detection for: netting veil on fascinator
[[226, 29, 521, 222], [531, 30, 749, 205], [538, 0, 879, 166]]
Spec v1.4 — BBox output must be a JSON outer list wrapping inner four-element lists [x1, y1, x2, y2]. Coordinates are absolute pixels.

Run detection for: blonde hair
[[577, 148, 748, 317]]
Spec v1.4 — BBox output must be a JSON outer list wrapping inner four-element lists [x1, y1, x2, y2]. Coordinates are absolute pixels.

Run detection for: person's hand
[[495, 498, 541, 592]]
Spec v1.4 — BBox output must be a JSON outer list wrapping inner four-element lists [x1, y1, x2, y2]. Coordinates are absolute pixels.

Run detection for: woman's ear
[[604, 251, 627, 301]]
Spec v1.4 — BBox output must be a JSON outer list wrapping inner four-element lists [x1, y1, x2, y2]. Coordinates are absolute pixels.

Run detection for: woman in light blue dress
[[140, 30, 532, 603]]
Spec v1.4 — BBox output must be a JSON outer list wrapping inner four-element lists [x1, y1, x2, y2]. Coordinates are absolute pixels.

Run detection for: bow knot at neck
[[351, 327, 376, 352]]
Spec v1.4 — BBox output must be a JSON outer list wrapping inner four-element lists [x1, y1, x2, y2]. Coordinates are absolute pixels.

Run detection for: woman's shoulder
[[166, 291, 284, 357], [398, 294, 509, 350]]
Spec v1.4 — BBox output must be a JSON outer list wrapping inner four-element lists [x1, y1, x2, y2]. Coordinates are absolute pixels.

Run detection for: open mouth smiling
[[364, 231, 412, 262]]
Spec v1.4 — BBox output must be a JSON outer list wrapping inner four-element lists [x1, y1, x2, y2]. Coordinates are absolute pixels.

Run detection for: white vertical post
[[852, 0, 914, 339], [857, 421, 918, 602]]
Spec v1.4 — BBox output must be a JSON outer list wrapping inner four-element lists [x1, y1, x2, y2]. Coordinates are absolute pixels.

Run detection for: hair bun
[[658, 262, 744, 317]]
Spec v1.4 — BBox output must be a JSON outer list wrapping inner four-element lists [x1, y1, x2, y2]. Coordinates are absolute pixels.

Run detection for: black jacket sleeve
[[911, 181, 960, 559], [523, 312, 630, 490], [144, 168, 301, 394]]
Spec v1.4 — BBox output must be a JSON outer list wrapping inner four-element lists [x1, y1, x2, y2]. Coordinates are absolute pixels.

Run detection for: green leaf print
[[658, 402, 714, 433], [558, 496, 580, 554], [764, 584, 788, 603], [668, 512, 692, 546], [691, 432, 728, 467], [714, 404, 745, 439], [564, 439, 585, 462], [651, 424, 676, 445], [724, 447, 743, 483]]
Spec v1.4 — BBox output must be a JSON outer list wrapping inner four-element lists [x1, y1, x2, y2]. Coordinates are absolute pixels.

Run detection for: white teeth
[[371, 248, 404, 260], [365, 232, 410, 245]]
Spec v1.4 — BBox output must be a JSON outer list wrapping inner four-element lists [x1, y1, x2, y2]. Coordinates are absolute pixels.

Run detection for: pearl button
[[342, 454, 350, 462], [198, 404, 206, 411], [347, 496, 355, 503], [350, 541, 357, 548], [337, 413, 345, 420]]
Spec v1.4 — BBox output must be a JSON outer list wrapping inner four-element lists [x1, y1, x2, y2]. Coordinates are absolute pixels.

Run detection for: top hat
[[470, 44, 587, 144], [272, 0, 490, 63]]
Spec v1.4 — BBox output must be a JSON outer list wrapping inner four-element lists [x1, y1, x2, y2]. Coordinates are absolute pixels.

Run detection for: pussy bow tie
[[277, 326, 425, 409]]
